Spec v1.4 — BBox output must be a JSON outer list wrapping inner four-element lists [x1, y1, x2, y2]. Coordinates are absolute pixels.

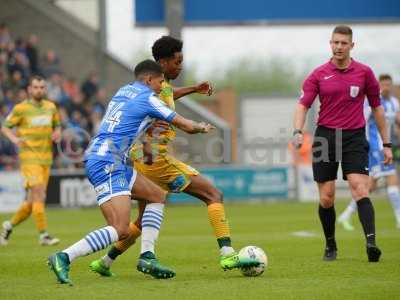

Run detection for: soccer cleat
[[47, 252, 72, 285], [0, 221, 12, 246], [220, 252, 260, 270], [323, 247, 337, 261], [338, 219, 355, 231], [366, 244, 381, 262], [89, 259, 115, 277], [136, 252, 175, 279], [39, 233, 60, 246]]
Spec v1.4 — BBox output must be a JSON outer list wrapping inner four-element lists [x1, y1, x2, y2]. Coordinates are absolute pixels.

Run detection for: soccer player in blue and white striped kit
[[48, 60, 215, 284], [338, 74, 400, 230]]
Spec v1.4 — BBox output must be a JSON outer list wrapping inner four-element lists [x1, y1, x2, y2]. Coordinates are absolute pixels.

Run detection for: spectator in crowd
[[26, 34, 39, 75], [92, 87, 108, 114], [81, 71, 99, 101], [15, 38, 27, 56], [47, 72, 68, 105], [4, 70, 27, 94], [63, 77, 80, 100], [0, 51, 8, 75], [7, 52, 30, 81], [41, 49, 61, 78], [16, 88, 28, 103], [1, 89, 16, 113], [0, 70, 6, 101], [0, 133, 17, 170], [0, 23, 11, 45]]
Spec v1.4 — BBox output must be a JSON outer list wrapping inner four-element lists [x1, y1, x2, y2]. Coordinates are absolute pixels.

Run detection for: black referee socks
[[356, 197, 376, 245], [318, 205, 336, 249]]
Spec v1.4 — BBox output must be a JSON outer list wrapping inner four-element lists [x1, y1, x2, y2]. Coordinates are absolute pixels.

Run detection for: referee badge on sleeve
[[350, 85, 360, 98]]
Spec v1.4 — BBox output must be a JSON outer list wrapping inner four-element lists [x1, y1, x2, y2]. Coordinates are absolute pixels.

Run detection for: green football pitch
[[0, 200, 399, 300]]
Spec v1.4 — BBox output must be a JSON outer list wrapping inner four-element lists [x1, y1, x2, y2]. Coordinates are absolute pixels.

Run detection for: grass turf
[[0, 200, 399, 300]]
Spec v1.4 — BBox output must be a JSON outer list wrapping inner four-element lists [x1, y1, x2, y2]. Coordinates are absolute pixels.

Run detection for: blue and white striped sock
[[141, 203, 164, 255], [63, 226, 118, 262], [387, 186, 400, 224], [338, 199, 357, 222]]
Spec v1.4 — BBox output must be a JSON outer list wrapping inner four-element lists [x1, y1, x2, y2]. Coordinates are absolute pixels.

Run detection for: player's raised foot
[[366, 244, 381, 262], [39, 233, 60, 246], [0, 221, 12, 246], [323, 246, 337, 261], [220, 252, 260, 270], [47, 252, 72, 285], [136, 251, 175, 279], [90, 259, 115, 277], [338, 219, 354, 231]]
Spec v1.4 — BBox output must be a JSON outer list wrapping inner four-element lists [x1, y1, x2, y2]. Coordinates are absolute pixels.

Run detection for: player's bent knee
[[115, 225, 130, 240], [148, 189, 167, 204], [199, 187, 222, 205], [31, 185, 46, 198], [212, 189, 223, 203], [349, 182, 369, 199], [320, 192, 335, 208]]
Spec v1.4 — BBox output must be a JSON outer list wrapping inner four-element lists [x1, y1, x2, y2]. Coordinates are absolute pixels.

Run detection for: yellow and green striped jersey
[[3, 99, 60, 165], [154, 80, 176, 149], [131, 81, 176, 159]]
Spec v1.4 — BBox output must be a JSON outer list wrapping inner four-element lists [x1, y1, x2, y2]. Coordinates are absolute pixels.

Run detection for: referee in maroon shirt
[[293, 25, 393, 262]]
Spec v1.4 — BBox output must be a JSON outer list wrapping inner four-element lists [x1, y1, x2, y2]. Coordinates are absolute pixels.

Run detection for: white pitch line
[[291, 231, 317, 238]]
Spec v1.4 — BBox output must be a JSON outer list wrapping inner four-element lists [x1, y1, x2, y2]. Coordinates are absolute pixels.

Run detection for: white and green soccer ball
[[238, 246, 268, 277]]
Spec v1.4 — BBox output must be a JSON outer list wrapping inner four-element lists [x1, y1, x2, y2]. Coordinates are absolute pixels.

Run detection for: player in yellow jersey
[[0, 75, 61, 246], [90, 36, 259, 276]]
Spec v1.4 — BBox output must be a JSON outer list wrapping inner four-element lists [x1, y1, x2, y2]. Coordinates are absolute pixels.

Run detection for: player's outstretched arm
[[173, 81, 213, 100], [371, 105, 393, 164], [171, 114, 215, 134]]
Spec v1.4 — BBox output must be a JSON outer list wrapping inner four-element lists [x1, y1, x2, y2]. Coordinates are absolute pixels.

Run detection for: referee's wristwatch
[[293, 129, 303, 135], [383, 142, 392, 148]]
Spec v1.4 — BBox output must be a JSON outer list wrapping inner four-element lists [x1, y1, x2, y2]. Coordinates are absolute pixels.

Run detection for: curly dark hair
[[152, 36, 183, 61]]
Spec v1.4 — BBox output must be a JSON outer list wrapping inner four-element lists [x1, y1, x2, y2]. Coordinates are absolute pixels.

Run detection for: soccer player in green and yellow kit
[[0, 75, 61, 246]]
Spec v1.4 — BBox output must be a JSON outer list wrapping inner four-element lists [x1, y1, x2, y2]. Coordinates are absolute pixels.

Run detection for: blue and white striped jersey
[[365, 95, 399, 151], [84, 81, 176, 163]]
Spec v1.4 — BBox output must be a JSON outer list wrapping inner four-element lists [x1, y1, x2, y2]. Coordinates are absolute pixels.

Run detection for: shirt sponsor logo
[[300, 89, 304, 99], [95, 182, 110, 196], [323, 75, 334, 80], [31, 116, 51, 126], [350, 86, 360, 98]]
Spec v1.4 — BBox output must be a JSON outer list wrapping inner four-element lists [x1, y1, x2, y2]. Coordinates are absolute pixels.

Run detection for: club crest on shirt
[[350, 85, 360, 98]]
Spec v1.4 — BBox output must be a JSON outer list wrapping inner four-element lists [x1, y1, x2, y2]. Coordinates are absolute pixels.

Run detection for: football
[[238, 246, 268, 277]]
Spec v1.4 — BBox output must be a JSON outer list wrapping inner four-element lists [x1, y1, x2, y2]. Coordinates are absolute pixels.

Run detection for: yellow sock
[[32, 201, 47, 232], [207, 203, 231, 239], [114, 222, 141, 253], [11, 201, 32, 226]]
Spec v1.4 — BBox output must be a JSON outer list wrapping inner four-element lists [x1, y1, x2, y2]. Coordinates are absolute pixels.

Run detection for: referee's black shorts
[[312, 126, 369, 182]]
